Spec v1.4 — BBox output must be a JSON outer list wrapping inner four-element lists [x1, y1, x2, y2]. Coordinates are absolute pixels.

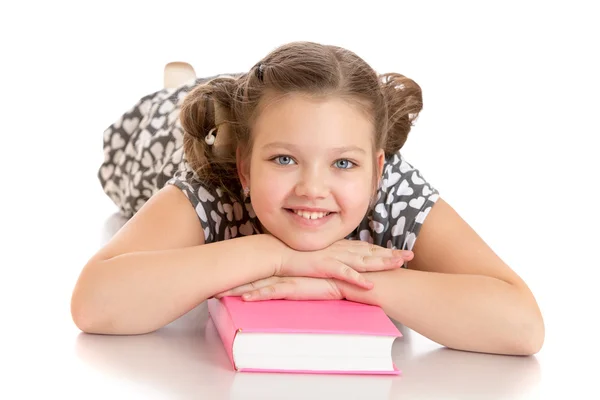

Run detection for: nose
[[294, 167, 329, 199]]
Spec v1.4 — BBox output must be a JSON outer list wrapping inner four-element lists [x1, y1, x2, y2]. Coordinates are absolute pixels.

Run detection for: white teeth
[[293, 210, 330, 220]]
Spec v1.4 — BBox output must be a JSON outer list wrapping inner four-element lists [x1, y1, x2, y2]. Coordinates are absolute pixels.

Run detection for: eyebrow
[[261, 142, 367, 155]]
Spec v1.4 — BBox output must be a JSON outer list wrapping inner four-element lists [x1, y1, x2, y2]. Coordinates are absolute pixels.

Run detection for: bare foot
[[164, 62, 196, 89]]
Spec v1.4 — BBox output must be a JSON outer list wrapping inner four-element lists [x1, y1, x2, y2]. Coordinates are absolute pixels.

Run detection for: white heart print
[[100, 165, 114, 180], [211, 210, 222, 233], [374, 203, 388, 218], [245, 203, 256, 218], [399, 160, 412, 173], [150, 142, 164, 161], [409, 196, 425, 209], [385, 192, 395, 205], [223, 204, 234, 221], [159, 100, 175, 114], [197, 186, 215, 203], [359, 230, 374, 243], [391, 201, 407, 218], [133, 170, 142, 186], [416, 206, 432, 224], [411, 171, 425, 185], [168, 109, 180, 125], [396, 179, 414, 197], [151, 116, 166, 129], [172, 127, 183, 144], [196, 203, 208, 222], [137, 129, 152, 147], [139, 100, 152, 115], [122, 117, 139, 135], [141, 152, 153, 168], [369, 220, 385, 234], [383, 172, 401, 189], [161, 163, 173, 177], [112, 149, 124, 164], [403, 232, 417, 251], [111, 132, 125, 149], [233, 202, 243, 221], [104, 127, 113, 143], [239, 221, 254, 236], [391, 216, 406, 237]]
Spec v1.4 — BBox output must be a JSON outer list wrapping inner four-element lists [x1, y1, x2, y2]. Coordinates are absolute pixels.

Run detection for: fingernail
[[242, 293, 252, 300]]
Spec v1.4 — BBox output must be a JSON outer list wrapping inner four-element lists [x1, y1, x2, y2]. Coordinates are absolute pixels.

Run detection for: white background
[[1, 0, 598, 398]]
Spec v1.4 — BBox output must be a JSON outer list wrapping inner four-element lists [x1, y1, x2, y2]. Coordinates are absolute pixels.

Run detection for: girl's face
[[241, 93, 384, 251]]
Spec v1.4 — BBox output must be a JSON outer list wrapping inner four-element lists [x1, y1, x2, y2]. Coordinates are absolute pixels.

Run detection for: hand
[[214, 276, 344, 301], [277, 239, 413, 290]]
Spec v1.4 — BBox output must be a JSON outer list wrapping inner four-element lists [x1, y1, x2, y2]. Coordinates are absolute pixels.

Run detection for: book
[[207, 296, 402, 375]]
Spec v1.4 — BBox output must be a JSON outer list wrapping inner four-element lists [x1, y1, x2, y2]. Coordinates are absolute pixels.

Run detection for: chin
[[273, 230, 347, 252], [282, 238, 331, 252]]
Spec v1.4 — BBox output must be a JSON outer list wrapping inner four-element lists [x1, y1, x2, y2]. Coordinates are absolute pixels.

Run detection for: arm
[[71, 185, 280, 335], [338, 198, 545, 356]]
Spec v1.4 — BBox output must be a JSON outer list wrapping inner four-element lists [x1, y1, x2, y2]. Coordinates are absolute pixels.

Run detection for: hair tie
[[205, 127, 216, 145]]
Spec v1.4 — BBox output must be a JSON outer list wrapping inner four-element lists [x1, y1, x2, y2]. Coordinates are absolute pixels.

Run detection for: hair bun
[[380, 73, 423, 155]]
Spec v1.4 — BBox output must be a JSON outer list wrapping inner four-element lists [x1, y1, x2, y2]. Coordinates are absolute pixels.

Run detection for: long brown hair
[[179, 41, 423, 204]]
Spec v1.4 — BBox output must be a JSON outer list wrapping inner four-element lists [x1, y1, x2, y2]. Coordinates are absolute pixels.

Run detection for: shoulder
[[349, 152, 440, 252], [165, 169, 261, 243]]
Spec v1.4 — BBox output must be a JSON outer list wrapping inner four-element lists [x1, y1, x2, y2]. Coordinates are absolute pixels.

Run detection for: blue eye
[[334, 159, 354, 169], [274, 156, 295, 165]]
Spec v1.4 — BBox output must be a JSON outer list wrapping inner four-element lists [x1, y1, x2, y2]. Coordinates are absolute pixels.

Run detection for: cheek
[[334, 173, 374, 211], [249, 163, 289, 212]]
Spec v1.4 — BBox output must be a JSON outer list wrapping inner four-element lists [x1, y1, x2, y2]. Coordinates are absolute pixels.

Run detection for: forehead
[[251, 93, 374, 147]]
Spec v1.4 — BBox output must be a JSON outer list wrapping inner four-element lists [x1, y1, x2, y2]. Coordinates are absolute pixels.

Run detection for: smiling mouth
[[285, 209, 334, 220]]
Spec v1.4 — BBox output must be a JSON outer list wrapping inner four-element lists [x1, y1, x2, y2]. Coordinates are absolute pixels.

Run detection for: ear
[[236, 146, 250, 188], [375, 149, 385, 182], [369, 149, 386, 208]]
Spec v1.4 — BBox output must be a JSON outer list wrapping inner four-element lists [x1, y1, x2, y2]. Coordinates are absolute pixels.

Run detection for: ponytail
[[179, 76, 241, 193], [379, 73, 423, 155]]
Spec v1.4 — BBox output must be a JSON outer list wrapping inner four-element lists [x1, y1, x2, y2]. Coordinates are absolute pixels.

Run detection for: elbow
[[527, 317, 545, 356], [70, 275, 118, 335], [70, 286, 104, 334], [514, 309, 545, 356], [70, 283, 158, 336], [70, 262, 107, 334]]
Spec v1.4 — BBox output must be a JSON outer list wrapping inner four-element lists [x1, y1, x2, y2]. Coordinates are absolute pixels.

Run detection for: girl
[[72, 41, 544, 356]]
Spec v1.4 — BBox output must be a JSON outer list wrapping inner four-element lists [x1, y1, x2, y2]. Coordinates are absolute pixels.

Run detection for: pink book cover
[[207, 296, 402, 375]]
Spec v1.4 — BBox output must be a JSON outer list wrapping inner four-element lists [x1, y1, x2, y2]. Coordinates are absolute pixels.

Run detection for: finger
[[242, 283, 294, 301], [216, 277, 279, 298], [341, 246, 413, 271], [242, 278, 339, 301], [336, 240, 413, 265], [341, 252, 408, 272], [320, 259, 374, 289], [349, 242, 413, 259]]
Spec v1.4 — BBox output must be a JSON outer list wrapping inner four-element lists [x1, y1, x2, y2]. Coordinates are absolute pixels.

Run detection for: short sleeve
[[352, 152, 440, 253], [165, 170, 260, 244]]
